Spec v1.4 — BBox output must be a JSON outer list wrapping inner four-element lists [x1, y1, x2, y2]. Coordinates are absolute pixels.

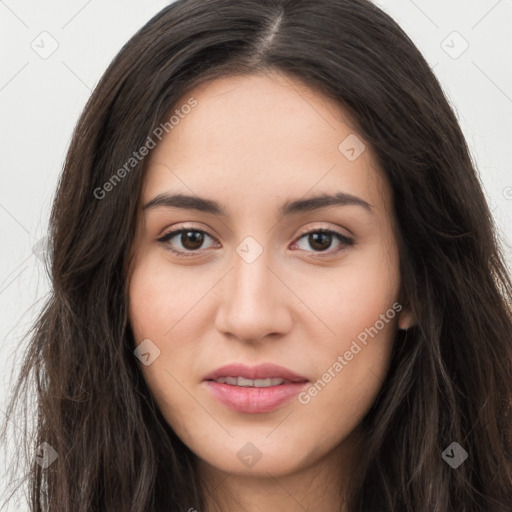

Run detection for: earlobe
[[397, 309, 415, 330]]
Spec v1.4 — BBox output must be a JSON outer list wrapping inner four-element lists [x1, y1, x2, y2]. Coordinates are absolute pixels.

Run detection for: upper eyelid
[[294, 224, 352, 240], [158, 223, 351, 239]]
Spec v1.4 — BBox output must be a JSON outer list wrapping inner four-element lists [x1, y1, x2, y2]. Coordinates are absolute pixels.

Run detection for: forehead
[[143, 72, 390, 216]]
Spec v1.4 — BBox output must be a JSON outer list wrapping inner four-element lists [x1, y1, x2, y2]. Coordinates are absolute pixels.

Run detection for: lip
[[203, 363, 309, 383], [203, 363, 309, 414]]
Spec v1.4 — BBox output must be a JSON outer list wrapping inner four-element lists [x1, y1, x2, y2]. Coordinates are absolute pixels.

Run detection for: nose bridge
[[229, 237, 275, 308]]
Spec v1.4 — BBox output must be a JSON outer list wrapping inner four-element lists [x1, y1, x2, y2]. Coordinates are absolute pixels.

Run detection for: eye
[[291, 228, 354, 255], [156, 227, 218, 256], [156, 226, 354, 257]]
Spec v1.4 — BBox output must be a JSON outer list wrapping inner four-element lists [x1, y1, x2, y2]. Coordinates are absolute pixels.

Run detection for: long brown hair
[[2, 0, 512, 510]]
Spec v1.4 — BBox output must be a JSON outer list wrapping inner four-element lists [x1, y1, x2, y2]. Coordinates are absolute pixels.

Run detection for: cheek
[[128, 253, 206, 342], [128, 255, 164, 341], [296, 304, 398, 442], [127, 254, 211, 426], [295, 241, 400, 419], [295, 239, 400, 347]]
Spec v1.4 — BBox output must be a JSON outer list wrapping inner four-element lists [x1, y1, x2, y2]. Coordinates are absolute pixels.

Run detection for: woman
[[2, 0, 511, 510]]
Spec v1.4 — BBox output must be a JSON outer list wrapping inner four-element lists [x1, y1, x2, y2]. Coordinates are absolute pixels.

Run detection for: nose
[[214, 244, 293, 344]]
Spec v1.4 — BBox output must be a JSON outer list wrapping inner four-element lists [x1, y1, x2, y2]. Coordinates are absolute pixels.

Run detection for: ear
[[397, 308, 416, 330]]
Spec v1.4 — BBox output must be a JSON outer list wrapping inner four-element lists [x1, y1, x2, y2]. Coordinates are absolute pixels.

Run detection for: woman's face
[[128, 71, 411, 478]]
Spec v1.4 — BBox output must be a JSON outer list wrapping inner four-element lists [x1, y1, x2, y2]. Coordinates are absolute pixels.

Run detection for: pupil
[[310, 232, 331, 251], [182, 231, 203, 250]]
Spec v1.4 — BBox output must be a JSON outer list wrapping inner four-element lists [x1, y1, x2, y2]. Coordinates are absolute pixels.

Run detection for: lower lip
[[204, 380, 309, 413]]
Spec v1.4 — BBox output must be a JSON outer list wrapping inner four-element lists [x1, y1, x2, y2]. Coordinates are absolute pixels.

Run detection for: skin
[[127, 70, 415, 512]]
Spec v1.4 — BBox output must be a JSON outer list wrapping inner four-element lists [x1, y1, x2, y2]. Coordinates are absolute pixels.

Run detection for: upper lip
[[203, 363, 309, 383]]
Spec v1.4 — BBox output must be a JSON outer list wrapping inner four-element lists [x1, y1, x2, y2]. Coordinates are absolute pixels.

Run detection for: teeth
[[215, 376, 286, 387]]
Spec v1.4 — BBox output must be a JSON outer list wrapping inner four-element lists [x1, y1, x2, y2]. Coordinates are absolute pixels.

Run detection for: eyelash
[[156, 225, 354, 258]]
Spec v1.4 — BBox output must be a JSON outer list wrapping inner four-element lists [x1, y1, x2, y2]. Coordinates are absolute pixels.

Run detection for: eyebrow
[[142, 192, 373, 216]]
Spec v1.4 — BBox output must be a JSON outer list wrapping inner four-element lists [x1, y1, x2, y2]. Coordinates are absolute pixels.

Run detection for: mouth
[[208, 376, 300, 387], [203, 363, 309, 413]]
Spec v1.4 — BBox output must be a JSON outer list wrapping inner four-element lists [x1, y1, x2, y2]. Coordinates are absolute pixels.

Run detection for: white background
[[1, 0, 511, 509]]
